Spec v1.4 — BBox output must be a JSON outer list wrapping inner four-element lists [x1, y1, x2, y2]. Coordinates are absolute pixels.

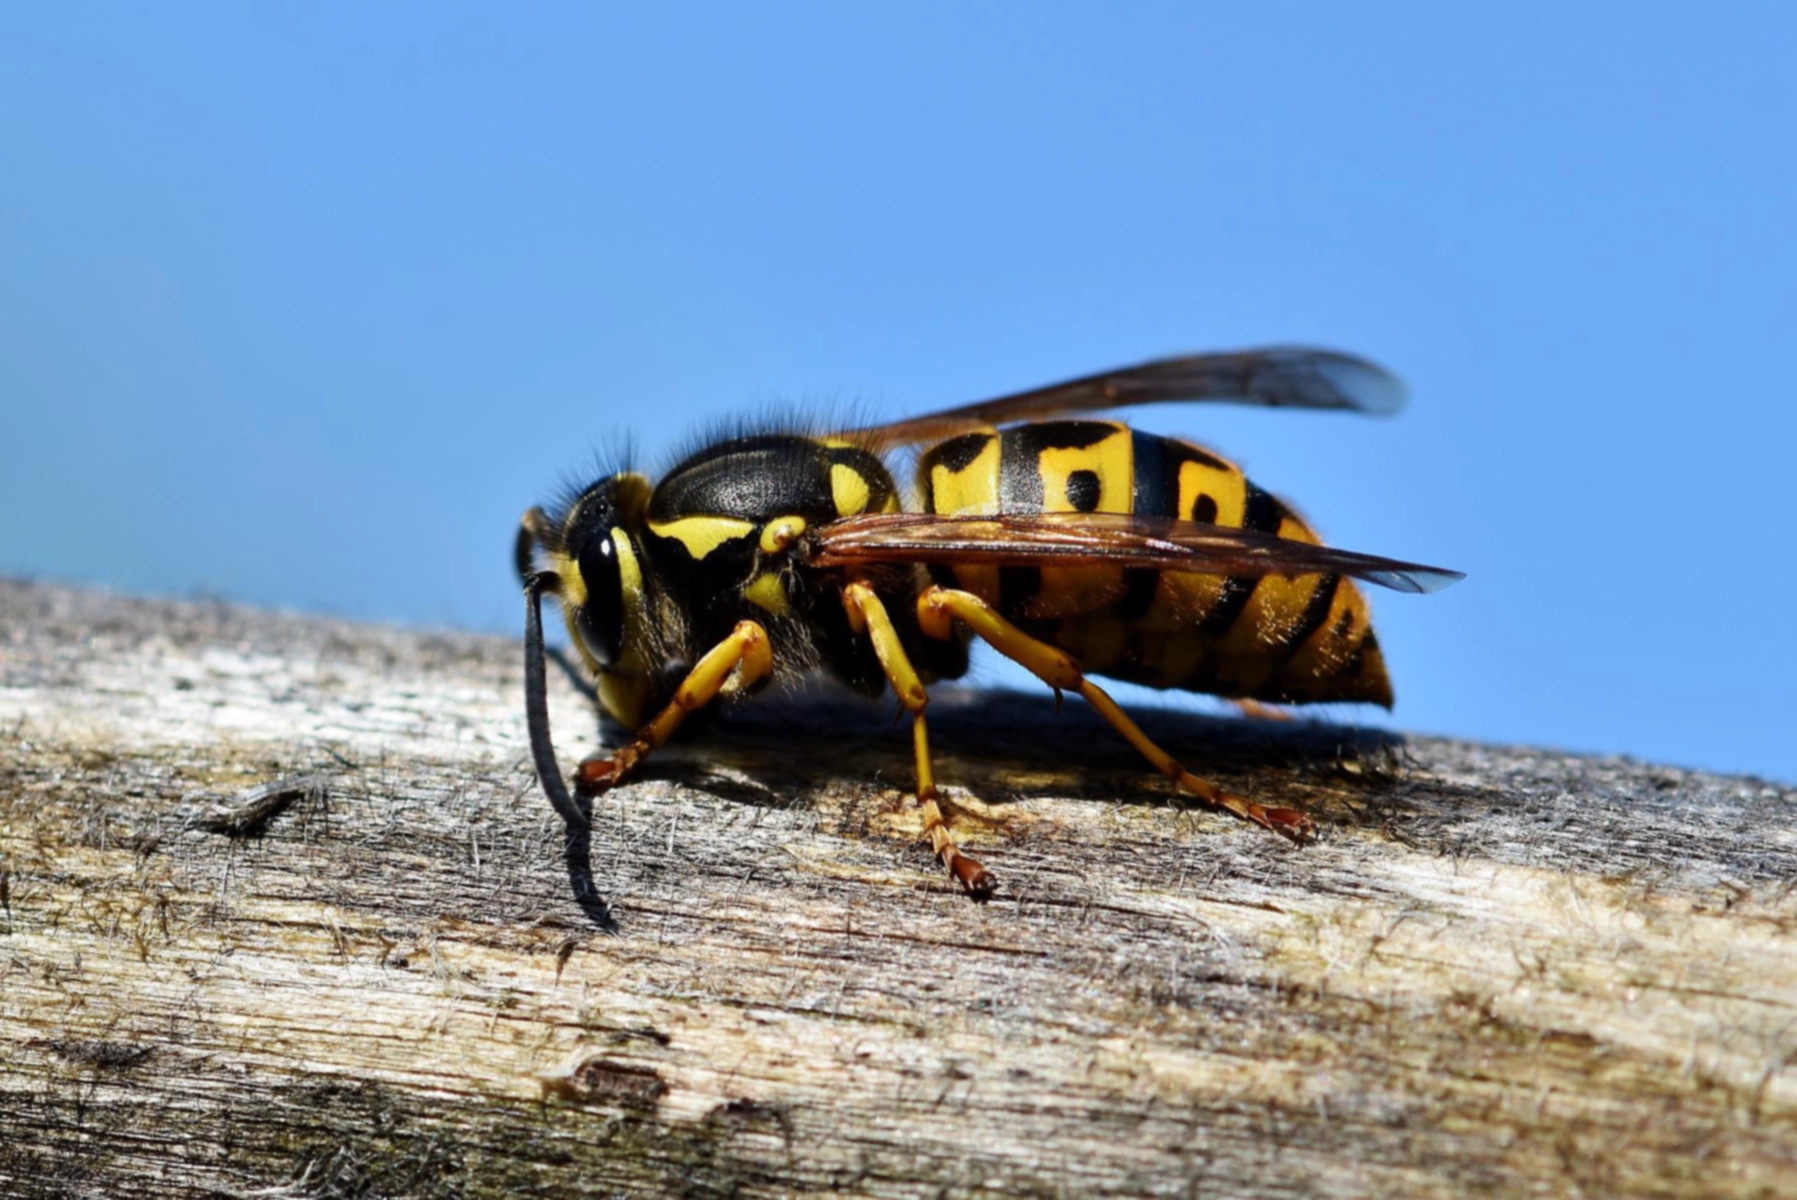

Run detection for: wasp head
[[521, 472, 670, 729]]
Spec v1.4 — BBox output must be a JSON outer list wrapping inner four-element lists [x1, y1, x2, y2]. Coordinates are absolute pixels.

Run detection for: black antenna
[[524, 571, 591, 830]]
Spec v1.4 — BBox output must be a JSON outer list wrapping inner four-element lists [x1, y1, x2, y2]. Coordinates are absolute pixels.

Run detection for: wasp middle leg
[[917, 586, 1313, 842], [843, 581, 994, 898]]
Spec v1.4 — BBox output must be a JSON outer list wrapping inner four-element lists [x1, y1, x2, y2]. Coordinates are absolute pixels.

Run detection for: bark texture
[[1, 578, 1793, 1198]]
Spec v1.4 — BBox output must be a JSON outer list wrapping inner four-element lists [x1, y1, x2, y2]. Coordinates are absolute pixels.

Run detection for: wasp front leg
[[574, 621, 775, 796], [842, 581, 994, 898], [917, 586, 1313, 842]]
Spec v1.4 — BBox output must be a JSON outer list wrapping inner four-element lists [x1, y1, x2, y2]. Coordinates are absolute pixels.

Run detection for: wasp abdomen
[[917, 421, 1393, 707]]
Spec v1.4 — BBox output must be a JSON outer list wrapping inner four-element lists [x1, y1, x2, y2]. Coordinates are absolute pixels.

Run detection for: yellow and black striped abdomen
[[916, 421, 1393, 707]]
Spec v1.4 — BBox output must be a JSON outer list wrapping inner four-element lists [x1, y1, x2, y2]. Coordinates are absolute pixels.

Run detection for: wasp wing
[[807, 512, 1461, 595], [847, 347, 1406, 449]]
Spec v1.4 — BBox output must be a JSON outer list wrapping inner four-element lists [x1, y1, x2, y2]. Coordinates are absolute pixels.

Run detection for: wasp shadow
[[554, 684, 1419, 920], [559, 824, 619, 933], [623, 685, 1411, 826]]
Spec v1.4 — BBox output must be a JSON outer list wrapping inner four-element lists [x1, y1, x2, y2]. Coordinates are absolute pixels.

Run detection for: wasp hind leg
[[916, 586, 1313, 843], [843, 581, 995, 898], [573, 621, 775, 797]]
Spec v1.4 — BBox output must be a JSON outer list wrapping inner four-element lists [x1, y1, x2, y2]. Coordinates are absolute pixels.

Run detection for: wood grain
[[1, 578, 1793, 1198]]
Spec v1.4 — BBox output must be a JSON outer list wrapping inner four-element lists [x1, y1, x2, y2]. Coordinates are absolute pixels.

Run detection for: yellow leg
[[843, 582, 994, 897], [575, 621, 774, 795], [918, 587, 1314, 843]]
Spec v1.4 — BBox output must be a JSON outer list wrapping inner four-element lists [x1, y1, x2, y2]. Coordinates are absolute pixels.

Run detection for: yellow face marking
[[546, 549, 586, 608], [610, 531, 650, 676], [830, 463, 873, 517], [1036, 426, 1133, 514], [647, 516, 756, 559], [742, 571, 790, 617], [598, 672, 649, 730], [544, 548, 601, 675], [552, 532, 653, 721], [926, 434, 1001, 515]]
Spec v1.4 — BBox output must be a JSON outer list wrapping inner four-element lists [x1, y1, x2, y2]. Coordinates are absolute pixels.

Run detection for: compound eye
[[575, 530, 626, 667]]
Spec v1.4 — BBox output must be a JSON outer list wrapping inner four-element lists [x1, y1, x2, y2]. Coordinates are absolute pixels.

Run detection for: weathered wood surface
[[1, 577, 1793, 1199]]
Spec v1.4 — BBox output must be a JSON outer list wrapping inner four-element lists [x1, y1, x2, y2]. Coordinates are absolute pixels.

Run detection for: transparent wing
[[847, 347, 1407, 449], [807, 512, 1461, 595]]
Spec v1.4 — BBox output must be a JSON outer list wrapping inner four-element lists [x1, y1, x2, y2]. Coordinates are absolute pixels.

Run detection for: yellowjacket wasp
[[518, 347, 1462, 896]]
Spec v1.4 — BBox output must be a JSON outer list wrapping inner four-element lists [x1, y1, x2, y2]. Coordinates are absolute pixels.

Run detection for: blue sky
[[3, 4, 1793, 782]]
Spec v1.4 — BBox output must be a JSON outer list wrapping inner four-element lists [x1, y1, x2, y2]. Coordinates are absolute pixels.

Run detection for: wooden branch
[[1, 578, 1793, 1197]]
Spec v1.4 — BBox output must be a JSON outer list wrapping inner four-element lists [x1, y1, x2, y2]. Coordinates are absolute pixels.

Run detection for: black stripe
[[1340, 629, 1379, 679], [1007, 421, 1119, 454], [1272, 574, 1341, 658], [1196, 482, 1285, 636], [651, 435, 837, 523], [998, 566, 1042, 619], [1001, 422, 1127, 513], [1189, 486, 1284, 639], [827, 445, 895, 512], [1197, 575, 1258, 635], [926, 432, 994, 476], [1115, 569, 1161, 621], [1130, 429, 1175, 518], [1167, 438, 1230, 472], [1179, 658, 1225, 696], [999, 430, 1045, 513], [1242, 482, 1284, 533], [1134, 431, 1243, 525]]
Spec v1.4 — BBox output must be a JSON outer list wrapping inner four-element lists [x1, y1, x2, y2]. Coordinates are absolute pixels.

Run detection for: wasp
[[517, 347, 1462, 896]]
